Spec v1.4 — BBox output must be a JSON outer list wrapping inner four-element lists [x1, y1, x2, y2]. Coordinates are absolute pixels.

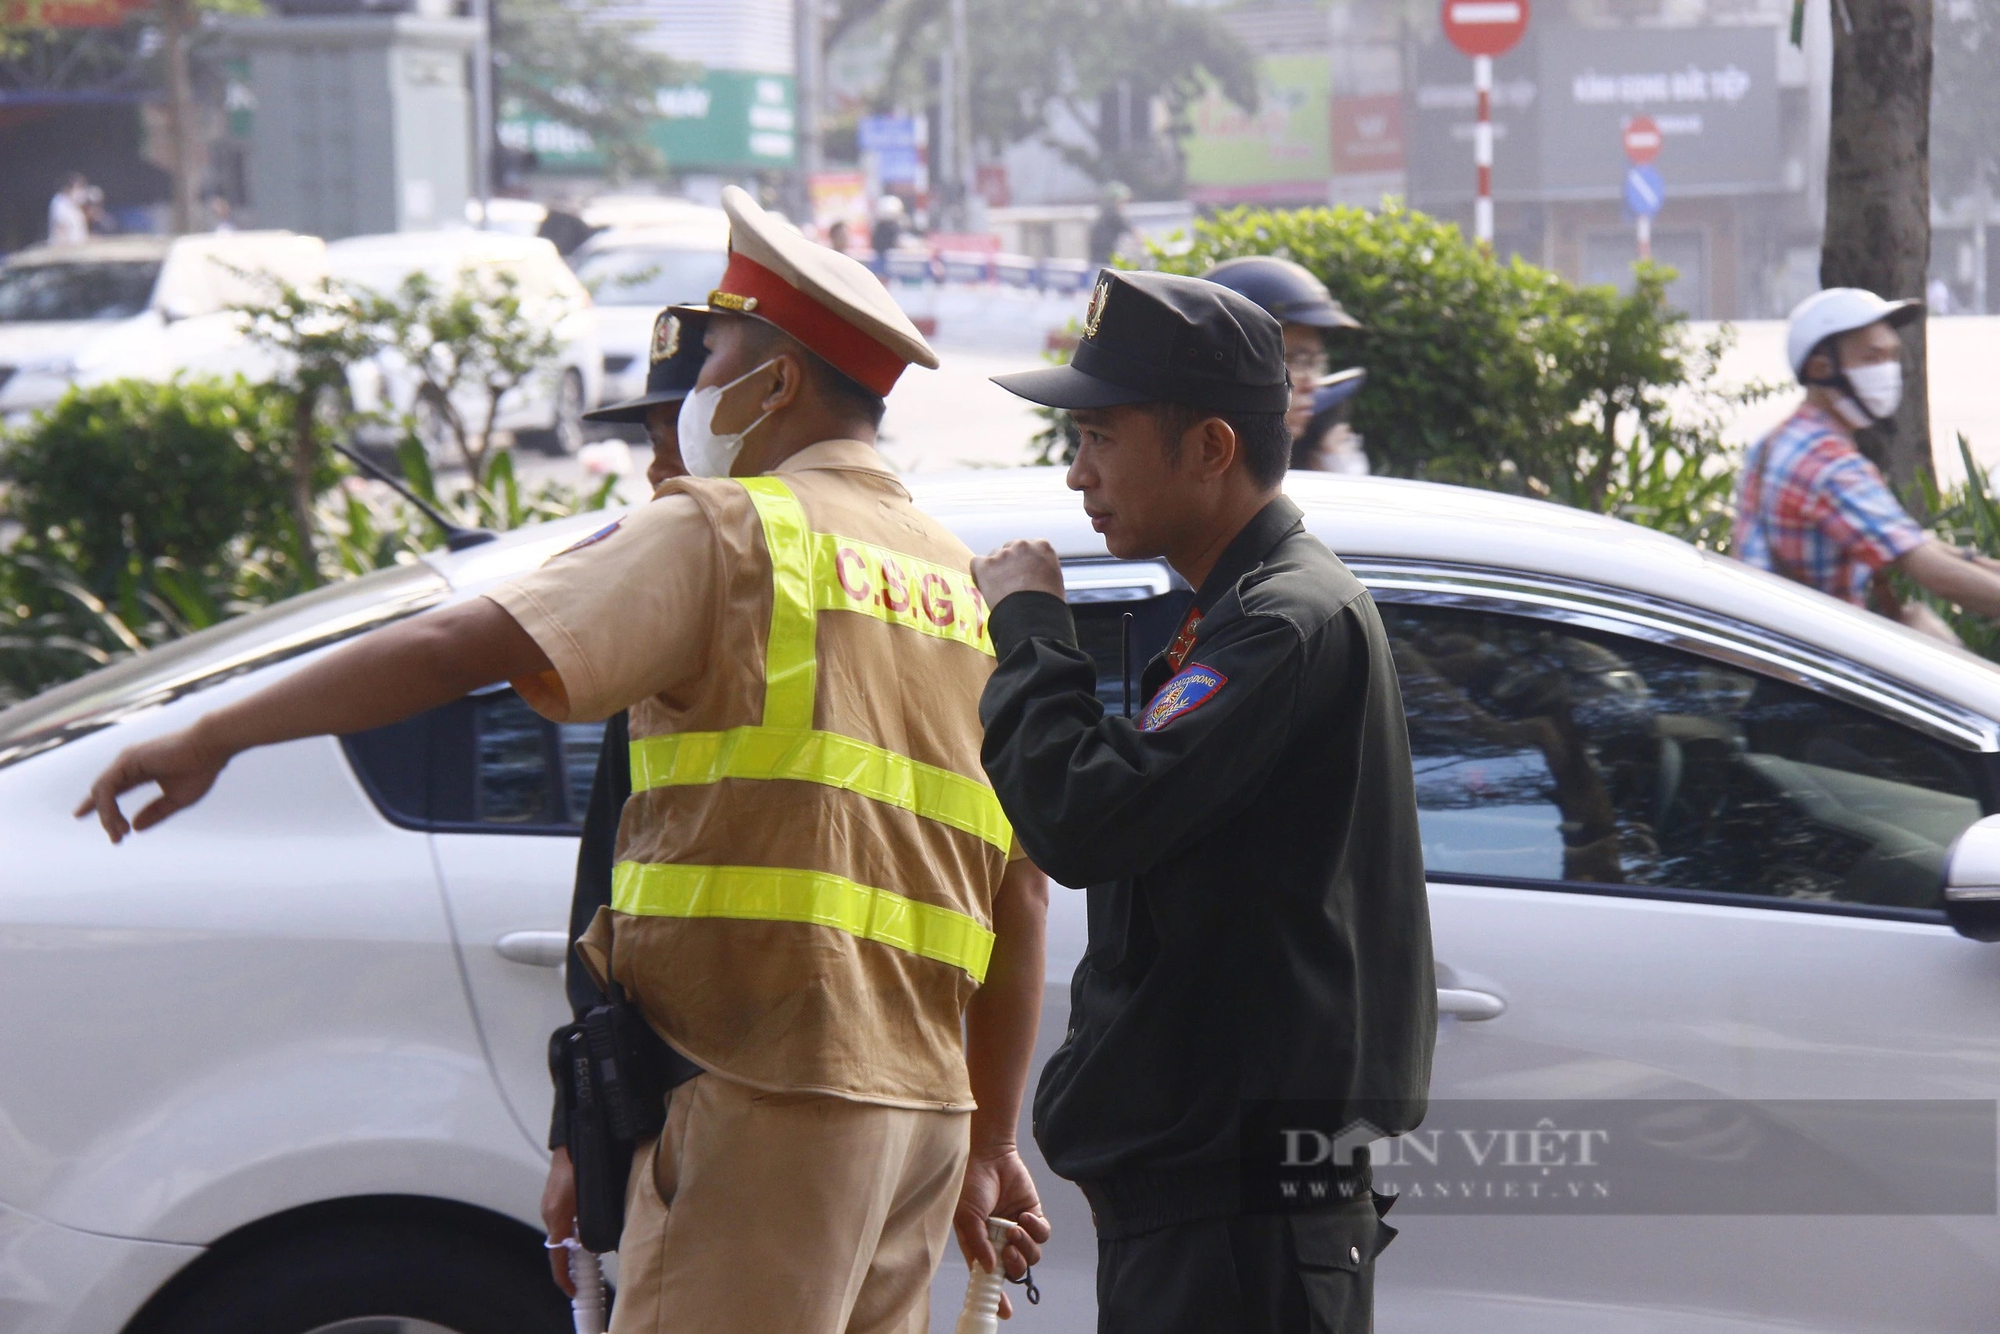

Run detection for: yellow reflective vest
[[607, 458, 1014, 1109]]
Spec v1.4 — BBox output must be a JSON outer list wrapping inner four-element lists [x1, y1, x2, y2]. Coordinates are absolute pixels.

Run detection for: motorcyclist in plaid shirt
[[1735, 287, 2000, 641]]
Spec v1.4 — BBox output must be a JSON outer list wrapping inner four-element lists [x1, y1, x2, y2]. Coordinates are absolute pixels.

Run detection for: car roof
[[575, 224, 730, 254], [422, 468, 2000, 723], [6, 237, 174, 265], [327, 231, 563, 264]]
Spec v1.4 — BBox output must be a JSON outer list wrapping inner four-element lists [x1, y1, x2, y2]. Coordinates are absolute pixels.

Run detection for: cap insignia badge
[[650, 314, 681, 366], [1083, 277, 1111, 340]]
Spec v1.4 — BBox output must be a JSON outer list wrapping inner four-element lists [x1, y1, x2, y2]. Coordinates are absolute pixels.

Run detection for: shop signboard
[[1184, 53, 1332, 205], [498, 68, 795, 173], [1537, 24, 1776, 196], [1330, 94, 1405, 177], [1405, 21, 1781, 206]]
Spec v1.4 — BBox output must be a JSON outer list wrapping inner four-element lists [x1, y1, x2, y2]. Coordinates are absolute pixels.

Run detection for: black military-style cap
[[582, 309, 709, 424], [992, 270, 1290, 415]]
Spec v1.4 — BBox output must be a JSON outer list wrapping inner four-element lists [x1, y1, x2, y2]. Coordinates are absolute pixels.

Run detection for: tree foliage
[[363, 267, 570, 488], [494, 0, 695, 181]]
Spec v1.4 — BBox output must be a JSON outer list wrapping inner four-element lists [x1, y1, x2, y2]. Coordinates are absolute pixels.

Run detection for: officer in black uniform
[[539, 309, 709, 1296], [1202, 256, 1367, 473], [974, 270, 1434, 1333]]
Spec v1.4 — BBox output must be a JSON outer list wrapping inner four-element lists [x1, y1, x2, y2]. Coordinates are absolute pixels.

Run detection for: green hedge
[[1143, 203, 1770, 547]]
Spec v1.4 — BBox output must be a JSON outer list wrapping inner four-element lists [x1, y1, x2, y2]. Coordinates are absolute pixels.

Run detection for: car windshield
[[0, 260, 161, 322], [573, 246, 728, 307], [0, 561, 447, 771]]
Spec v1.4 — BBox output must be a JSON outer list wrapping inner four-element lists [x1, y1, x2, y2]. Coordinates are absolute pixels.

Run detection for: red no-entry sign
[[1623, 115, 1662, 166], [1441, 0, 1531, 57]]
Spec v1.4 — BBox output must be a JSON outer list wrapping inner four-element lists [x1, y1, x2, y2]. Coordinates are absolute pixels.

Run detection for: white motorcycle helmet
[[1785, 287, 1921, 381], [1785, 287, 1922, 428]]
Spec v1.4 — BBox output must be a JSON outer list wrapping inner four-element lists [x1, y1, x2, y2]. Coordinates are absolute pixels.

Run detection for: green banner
[[499, 69, 797, 173], [1183, 54, 1331, 204]]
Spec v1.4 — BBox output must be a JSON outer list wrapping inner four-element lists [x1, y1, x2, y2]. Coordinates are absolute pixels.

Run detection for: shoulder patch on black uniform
[[1140, 662, 1227, 732]]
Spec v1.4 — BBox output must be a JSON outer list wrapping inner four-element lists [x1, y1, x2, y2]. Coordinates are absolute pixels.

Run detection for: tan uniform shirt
[[488, 440, 1019, 1110]]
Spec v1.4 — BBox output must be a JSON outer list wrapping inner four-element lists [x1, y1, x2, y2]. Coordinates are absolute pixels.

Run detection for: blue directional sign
[[1623, 164, 1665, 218]]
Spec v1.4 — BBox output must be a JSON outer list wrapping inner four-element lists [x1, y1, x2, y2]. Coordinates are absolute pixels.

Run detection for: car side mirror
[[1944, 815, 2000, 942]]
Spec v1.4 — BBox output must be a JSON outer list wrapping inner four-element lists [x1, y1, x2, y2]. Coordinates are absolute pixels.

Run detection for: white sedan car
[[0, 233, 326, 427], [329, 232, 602, 464], [5, 471, 2000, 1334]]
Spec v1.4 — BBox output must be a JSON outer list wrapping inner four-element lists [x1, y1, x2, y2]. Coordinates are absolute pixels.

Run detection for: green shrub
[[1101, 202, 1778, 547], [3, 376, 302, 594], [0, 377, 313, 702], [1904, 435, 2000, 661], [0, 379, 618, 707]]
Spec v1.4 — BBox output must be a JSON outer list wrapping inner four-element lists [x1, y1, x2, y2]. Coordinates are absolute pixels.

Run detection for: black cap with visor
[[992, 270, 1290, 415], [583, 309, 710, 424]]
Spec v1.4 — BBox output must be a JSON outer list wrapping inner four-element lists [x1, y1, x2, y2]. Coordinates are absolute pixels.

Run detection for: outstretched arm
[[77, 597, 551, 841]]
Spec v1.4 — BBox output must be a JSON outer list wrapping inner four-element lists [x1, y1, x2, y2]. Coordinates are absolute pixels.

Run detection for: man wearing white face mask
[[1734, 286, 2000, 639], [77, 184, 1051, 1334]]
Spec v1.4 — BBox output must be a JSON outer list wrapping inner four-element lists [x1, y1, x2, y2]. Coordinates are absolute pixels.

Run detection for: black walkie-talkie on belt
[[552, 980, 700, 1253]]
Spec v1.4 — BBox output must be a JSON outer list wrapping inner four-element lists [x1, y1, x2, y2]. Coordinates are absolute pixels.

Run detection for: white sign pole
[[1474, 54, 1494, 245], [1636, 212, 1651, 262]]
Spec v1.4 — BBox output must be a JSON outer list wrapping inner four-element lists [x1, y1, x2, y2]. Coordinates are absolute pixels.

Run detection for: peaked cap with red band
[[674, 185, 938, 396]]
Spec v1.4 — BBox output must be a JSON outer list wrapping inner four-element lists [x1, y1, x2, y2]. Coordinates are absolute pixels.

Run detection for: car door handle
[[1437, 987, 1506, 1021], [495, 931, 570, 968]]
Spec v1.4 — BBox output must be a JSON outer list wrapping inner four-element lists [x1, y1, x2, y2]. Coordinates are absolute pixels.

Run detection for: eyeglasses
[[1285, 350, 1329, 380]]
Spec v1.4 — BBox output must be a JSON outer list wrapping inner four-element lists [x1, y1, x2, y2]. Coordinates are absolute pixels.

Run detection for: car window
[[0, 260, 160, 321], [572, 247, 729, 308], [342, 687, 604, 834], [1383, 601, 1988, 911]]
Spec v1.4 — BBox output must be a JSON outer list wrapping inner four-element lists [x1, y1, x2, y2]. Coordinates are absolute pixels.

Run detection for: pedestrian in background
[[1202, 256, 1369, 473], [48, 172, 90, 246], [1087, 181, 1134, 267], [870, 193, 906, 263], [1735, 287, 2000, 641], [977, 270, 1434, 1334]]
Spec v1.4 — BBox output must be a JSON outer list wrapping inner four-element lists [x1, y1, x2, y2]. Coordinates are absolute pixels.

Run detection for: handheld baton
[[953, 1217, 1018, 1334], [547, 1236, 608, 1334]]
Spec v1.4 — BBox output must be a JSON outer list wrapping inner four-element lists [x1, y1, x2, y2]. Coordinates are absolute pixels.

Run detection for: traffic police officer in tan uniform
[[79, 185, 1052, 1334]]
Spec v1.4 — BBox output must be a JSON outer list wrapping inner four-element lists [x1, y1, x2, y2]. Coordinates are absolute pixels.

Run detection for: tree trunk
[[160, 0, 201, 235], [1821, 0, 1934, 499]]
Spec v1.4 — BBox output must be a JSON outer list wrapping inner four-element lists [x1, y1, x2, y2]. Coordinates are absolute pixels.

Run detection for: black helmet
[[1201, 256, 1361, 331]]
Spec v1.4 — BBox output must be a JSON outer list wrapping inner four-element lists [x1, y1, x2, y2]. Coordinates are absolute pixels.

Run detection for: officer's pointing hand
[[75, 725, 231, 843], [972, 539, 1064, 607]]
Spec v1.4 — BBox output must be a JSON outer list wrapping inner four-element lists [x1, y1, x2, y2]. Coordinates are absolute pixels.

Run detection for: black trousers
[[1096, 1193, 1397, 1334]]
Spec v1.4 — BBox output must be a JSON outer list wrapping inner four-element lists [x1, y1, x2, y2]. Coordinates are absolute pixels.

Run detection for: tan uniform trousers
[[610, 1073, 971, 1334]]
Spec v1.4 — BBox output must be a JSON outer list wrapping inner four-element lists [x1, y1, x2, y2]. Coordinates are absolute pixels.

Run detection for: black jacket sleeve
[[548, 709, 630, 1150], [979, 591, 1319, 888]]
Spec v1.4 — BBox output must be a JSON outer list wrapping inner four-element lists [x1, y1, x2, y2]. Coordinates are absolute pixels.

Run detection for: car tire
[[521, 370, 586, 457], [145, 1219, 571, 1334]]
